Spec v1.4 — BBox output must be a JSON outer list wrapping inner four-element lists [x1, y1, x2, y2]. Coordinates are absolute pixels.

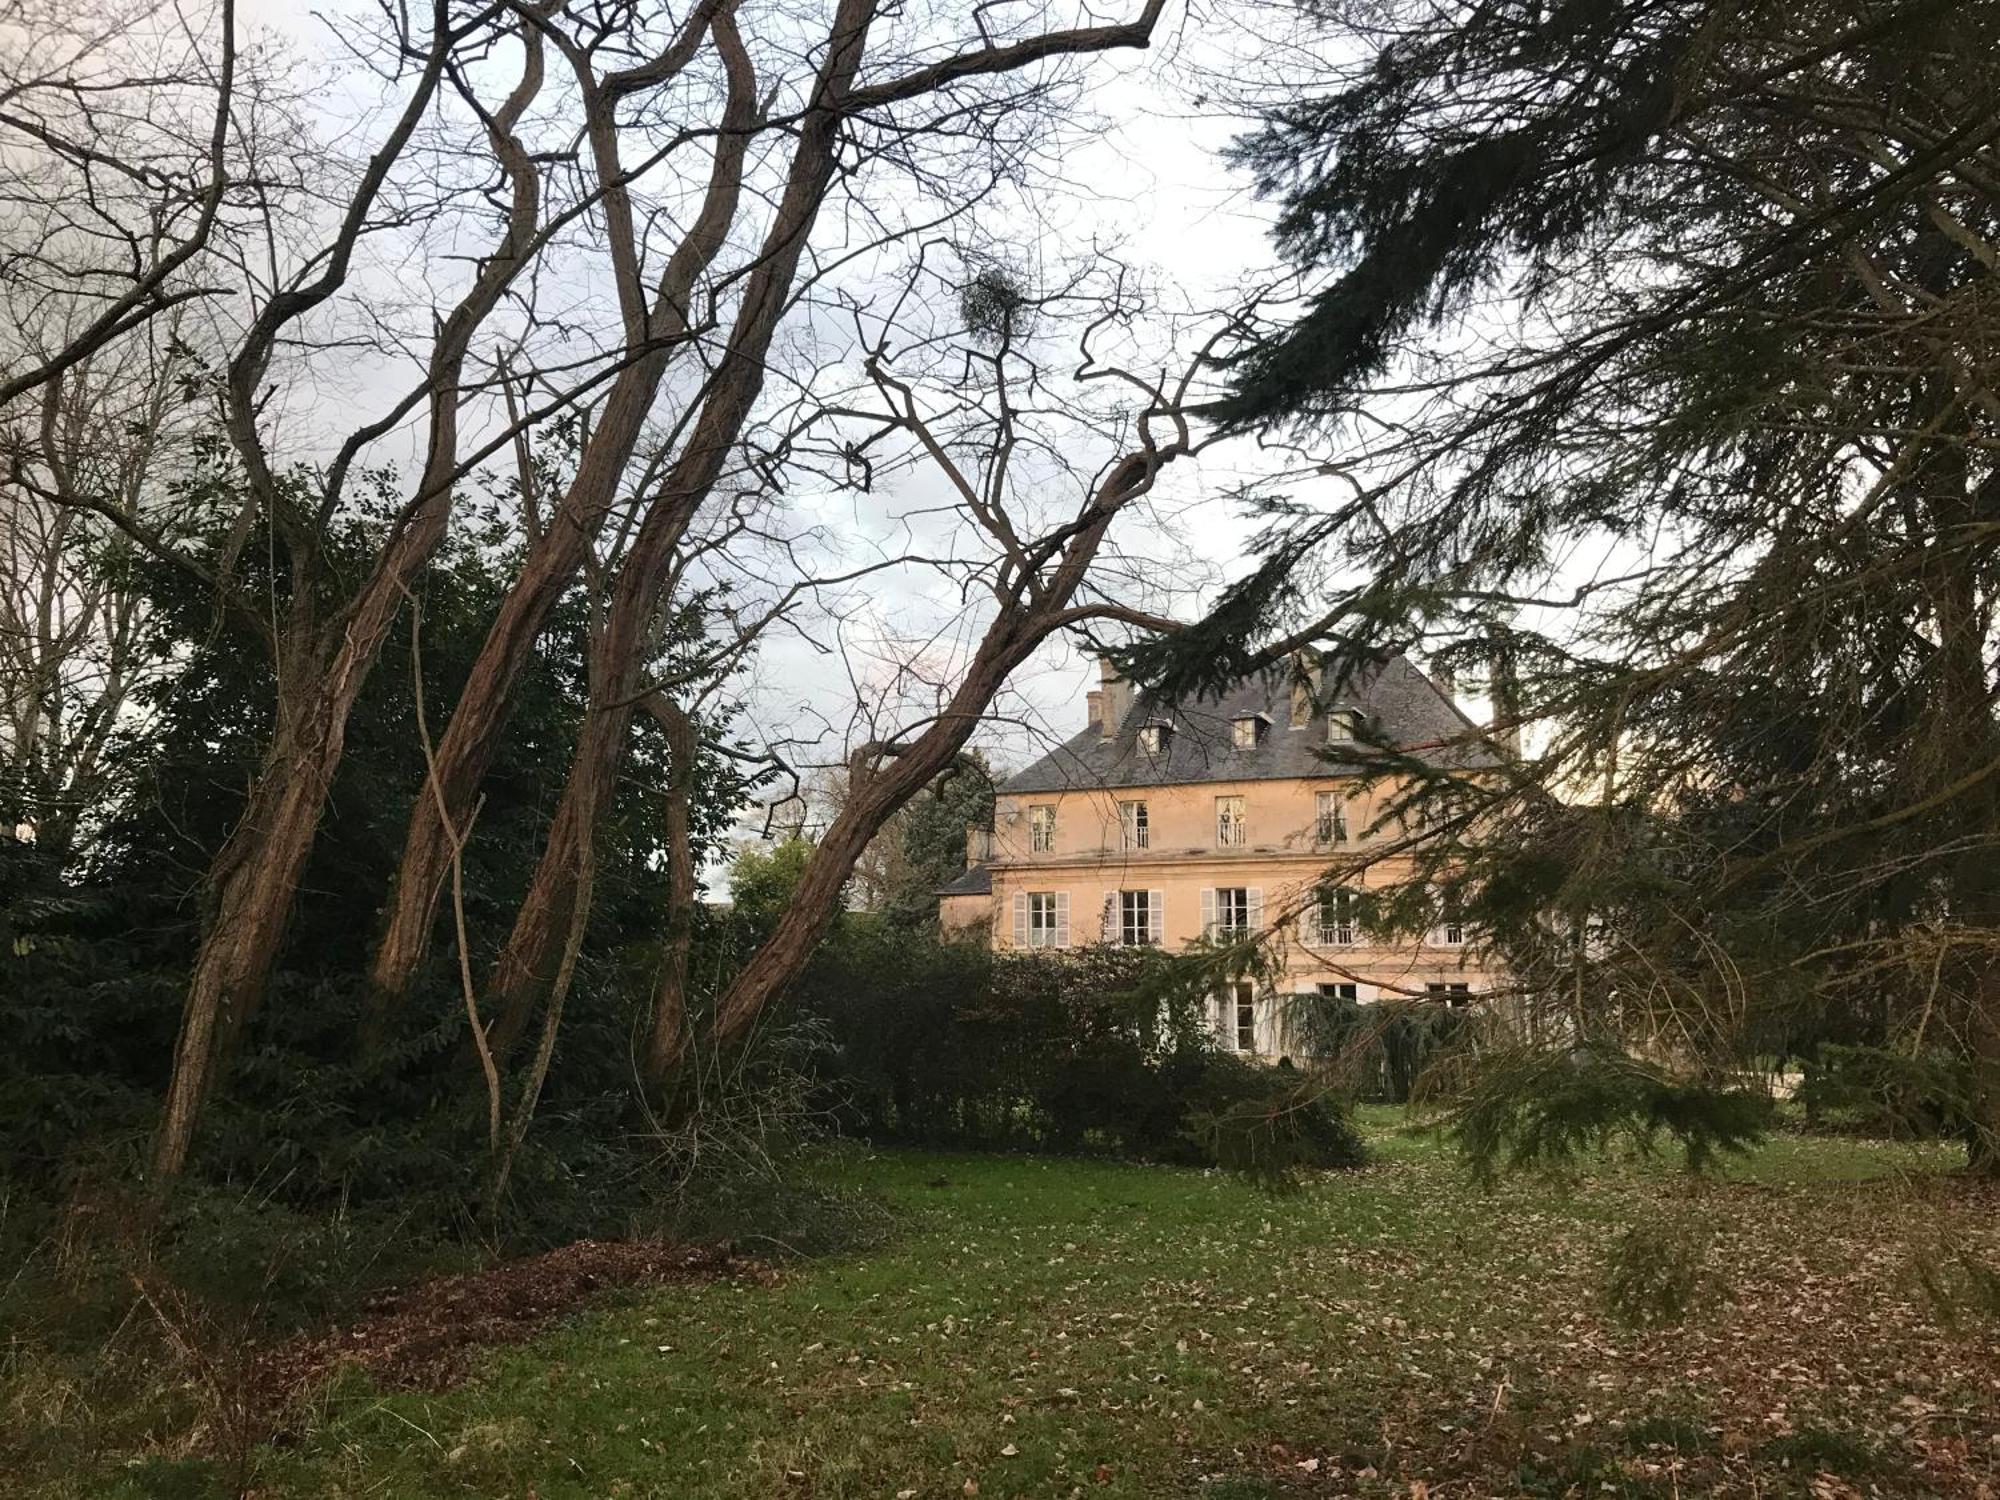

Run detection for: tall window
[[1315, 790, 1347, 845], [1029, 803, 1056, 852], [1214, 887, 1250, 934], [1224, 981, 1256, 1052], [1317, 888, 1356, 946], [1317, 982, 1358, 1002], [1215, 795, 1246, 847], [1119, 799, 1149, 850], [1119, 889, 1156, 946], [1028, 892, 1063, 947]]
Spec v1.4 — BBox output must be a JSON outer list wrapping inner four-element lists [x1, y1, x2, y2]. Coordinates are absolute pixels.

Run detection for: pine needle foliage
[[1448, 1046, 1770, 1184], [1159, 0, 2000, 1170]]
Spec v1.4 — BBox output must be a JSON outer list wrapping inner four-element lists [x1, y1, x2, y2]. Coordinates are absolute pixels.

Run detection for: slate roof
[[936, 863, 993, 896], [1000, 654, 1498, 795]]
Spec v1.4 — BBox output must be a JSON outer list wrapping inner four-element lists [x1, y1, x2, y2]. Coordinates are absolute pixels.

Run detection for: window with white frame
[[1317, 887, 1356, 946], [1138, 722, 1171, 755], [1119, 799, 1149, 850], [1317, 981, 1358, 1002], [1119, 889, 1160, 946], [1215, 794, 1247, 847], [1027, 891, 1064, 947], [1326, 707, 1364, 744], [1426, 981, 1472, 1006], [1220, 981, 1257, 1052], [1028, 803, 1056, 852], [1315, 790, 1347, 845], [1214, 886, 1250, 934]]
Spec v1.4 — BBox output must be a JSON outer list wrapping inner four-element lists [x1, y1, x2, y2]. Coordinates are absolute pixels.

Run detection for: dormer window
[[1138, 721, 1172, 755], [1326, 707, 1365, 745], [1231, 713, 1269, 750]]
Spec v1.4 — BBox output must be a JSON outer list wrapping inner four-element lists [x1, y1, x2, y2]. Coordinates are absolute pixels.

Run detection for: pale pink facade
[[938, 655, 1502, 1058]]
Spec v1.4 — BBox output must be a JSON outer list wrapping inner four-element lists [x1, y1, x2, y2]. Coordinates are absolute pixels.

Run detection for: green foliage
[[1449, 1046, 1770, 1182], [1281, 991, 1465, 1102], [1798, 1044, 1991, 1161], [881, 753, 995, 929], [1601, 1214, 1716, 1327], [1185, 1065, 1367, 1193], [790, 925, 1366, 1176], [1150, 0, 2000, 1178], [0, 505, 759, 1241]]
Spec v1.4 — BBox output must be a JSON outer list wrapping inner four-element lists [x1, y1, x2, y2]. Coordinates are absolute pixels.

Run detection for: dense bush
[[790, 923, 1366, 1174], [1278, 990, 1467, 1102]]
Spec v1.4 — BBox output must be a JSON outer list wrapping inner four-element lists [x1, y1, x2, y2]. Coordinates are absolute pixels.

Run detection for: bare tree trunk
[[365, 12, 756, 1016], [366, 0, 1173, 1022], [150, 33, 547, 1179], [642, 694, 700, 1080], [708, 453, 1175, 1050], [153, 561, 440, 1177], [484, 0, 881, 1050]]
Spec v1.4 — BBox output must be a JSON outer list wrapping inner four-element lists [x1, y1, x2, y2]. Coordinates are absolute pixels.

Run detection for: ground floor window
[[1023, 890, 1067, 948], [1425, 981, 1472, 1006], [1317, 981, 1358, 1002], [1119, 889, 1157, 946], [1220, 981, 1257, 1052]]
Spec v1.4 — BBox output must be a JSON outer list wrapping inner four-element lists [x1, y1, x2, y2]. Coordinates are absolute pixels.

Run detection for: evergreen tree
[[1168, 0, 2000, 1169]]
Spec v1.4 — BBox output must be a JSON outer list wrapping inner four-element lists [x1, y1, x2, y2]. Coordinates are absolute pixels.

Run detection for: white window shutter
[[1248, 887, 1263, 933], [1200, 888, 1216, 939], [1012, 890, 1027, 948], [1054, 891, 1070, 948], [1149, 890, 1164, 945]]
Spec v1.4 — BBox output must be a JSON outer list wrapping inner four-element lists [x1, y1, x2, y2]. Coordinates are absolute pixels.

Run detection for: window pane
[[1217, 887, 1248, 931], [1216, 796, 1245, 847], [1120, 800, 1148, 849], [1030, 804, 1055, 851], [1315, 791, 1347, 844], [1119, 889, 1153, 946]]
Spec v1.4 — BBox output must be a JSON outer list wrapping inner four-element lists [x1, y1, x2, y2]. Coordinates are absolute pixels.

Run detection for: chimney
[[1098, 657, 1133, 740], [965, 825, 992, 864], [1085, 688, 1103, 731]]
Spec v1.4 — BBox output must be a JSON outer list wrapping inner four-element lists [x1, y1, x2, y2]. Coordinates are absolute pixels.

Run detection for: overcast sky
[[226, 0, 1374, 851]]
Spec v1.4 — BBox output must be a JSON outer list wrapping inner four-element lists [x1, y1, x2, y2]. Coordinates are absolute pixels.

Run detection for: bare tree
[[683, 261, 1228, 1059], [0, 0, 1179, 1178], [0, 318, 213, 857], [0, 0, 239, 406], [361, 0, 1174, 1029]]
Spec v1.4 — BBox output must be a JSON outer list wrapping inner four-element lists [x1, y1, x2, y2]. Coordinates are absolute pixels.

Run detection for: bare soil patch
[[258, 1238, 768, 1404]]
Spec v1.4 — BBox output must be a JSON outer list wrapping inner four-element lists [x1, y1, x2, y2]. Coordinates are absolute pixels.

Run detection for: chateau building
[[937, 654, 1503, 1057]]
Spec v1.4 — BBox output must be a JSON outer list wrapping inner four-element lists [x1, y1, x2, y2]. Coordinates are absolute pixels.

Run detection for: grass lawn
[[46, 1113, 2000, 1499]]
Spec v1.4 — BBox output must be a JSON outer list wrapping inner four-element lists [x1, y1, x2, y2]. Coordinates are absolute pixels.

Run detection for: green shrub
[[1279, 991, 1466, 1102], [1185, 1062, 1368, 1191], [793, 930, 1367, 1176], [1449, 1045, 1770, 1181], [1601, 1215, 1717, 1327]]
